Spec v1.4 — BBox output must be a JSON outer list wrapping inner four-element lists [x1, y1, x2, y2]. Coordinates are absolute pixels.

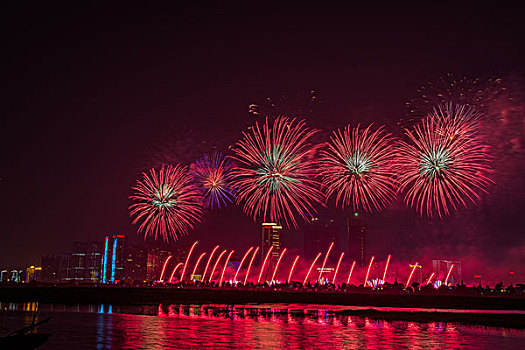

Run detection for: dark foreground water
[[1, 302, 523, 349]]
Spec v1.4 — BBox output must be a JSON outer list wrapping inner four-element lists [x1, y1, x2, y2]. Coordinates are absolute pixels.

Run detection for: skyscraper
[[124, 244, 148, 282], [101, 235, 127, 283], [261, 223, 282, 269], [65, 242, 103, 282], [348, 212, 366, 267], [303, 216, 343, 259]]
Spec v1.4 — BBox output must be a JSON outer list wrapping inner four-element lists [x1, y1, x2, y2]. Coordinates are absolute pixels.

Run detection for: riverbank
[[1, 285, 523, 310]]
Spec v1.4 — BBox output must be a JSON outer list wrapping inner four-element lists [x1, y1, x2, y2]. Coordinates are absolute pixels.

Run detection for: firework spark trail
[[444, 264, 455, 285], [219, 250, 235, 286], [191, 252, 207, 279], [180, 241, 198, 281], [333, 252, 345, 285], [271, 248, 287, 282], [229, 117, 325, 228], [364, 256, 375, 286], [208, 250, 227, 283], [288, 255, 300, 282], [346, 261, 356, 284], [303, 253, 322, 285], [382, 254, 391, 283], [202, 245, 219, 281], [159, 256, 172, 282], [233, 247, 254, 282], [130, 165, 203, 241], [191, 152, 235, 209], [397, 115, 492, 217], [169, 262, 183, 283], [426, 272, 435, 285], [320, 124, 398, 212], [244, 247, 260, 285], [318, 242, 334, 281], [406, 262, 419, 288], [257, 246, 274, 284]]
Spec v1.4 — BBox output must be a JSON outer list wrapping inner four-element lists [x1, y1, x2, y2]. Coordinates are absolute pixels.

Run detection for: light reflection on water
[[0, 302, 523, 349]]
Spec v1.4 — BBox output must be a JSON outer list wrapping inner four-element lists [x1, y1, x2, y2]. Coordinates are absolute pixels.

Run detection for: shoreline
[[1, 285, 523, 309]]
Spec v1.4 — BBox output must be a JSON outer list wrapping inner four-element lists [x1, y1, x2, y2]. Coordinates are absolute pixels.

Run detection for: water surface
[[0, 302, 522, 349]]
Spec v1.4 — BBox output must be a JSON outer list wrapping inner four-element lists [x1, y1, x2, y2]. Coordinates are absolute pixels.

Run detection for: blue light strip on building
[[102, 237, 108, 283], [111, 237, 117, 283]]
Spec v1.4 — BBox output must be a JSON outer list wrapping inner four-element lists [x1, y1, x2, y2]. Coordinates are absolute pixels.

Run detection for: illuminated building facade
[[348, 212, 366, 267], [262, 223, 282, 269], [432, 260, 462, 285], [25, 266, 42, 282], [0, 270, 8, 282], [65, 242, 103, 282], [101, 235, 127, 283], [146, 246, 178, 281], [124, 244, 148, 282]]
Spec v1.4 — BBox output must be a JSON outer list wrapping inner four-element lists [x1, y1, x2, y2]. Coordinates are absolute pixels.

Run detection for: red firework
[[319, 124, 398, 212], [229, 117, 324, 227], [129, 165, 203, 241], [397, 114, 492, 217]]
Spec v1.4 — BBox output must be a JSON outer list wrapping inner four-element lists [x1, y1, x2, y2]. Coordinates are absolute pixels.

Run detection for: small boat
[[0, 310, 52, 349]]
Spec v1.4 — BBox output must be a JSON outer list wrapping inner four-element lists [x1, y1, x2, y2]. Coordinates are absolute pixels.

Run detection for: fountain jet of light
[[333, 252, 344, 285], [426, 272, 435, 285], [364, 256, 375, 286], [288, 255, 300, 282], [271, 248, 287, 282], [169, 262, 183, 283], [346, 261, 356, 284], [202, 245, 219, 282], [257, 246, 274, 284], [244, 247, 260, 285], [318, 242, 334, 281], [406, 262, 419, 288], [219, 250, 235, 286], [159, 256, 172, 282], [382, 254, 391, 284], [444, 264, 455, 286], [191, 252, 207, 280], [180, 241, 198, 281], [208, 249, 227, 283], [233, 247, 254, 282], [303, 252, 322, 285]]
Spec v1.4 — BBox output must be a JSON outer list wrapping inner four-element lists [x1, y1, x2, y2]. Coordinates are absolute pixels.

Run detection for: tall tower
[[261, 223, 282, 269], [348, 212, 366, 268], [101, 234, 127, 284]]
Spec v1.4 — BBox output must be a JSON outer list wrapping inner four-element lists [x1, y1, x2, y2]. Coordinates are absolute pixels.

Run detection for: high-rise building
[[101, 235, 127, 283], [65, 242, 103, 282], [41, 254, 66, 282], [262, 223, 282, 269], [303, 216, 342, 259], [146, 246, 174, 281], [124, 244, 148, 282], [348, 212, 366, 268]]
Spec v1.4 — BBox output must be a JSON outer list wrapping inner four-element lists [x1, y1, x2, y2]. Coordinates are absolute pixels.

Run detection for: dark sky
[[2, 2, 524, 271]]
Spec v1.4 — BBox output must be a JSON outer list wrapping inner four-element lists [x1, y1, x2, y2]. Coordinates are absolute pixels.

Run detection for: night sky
[[2, 3, 524, 276]]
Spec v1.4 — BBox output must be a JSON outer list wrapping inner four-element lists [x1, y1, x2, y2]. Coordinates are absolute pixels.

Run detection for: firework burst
[[397, 115, 492, 217], [319, 124, 398, 211], [129, 164, 203, 241], [229, 117, 324, 227], [191, 152, 235, 209]]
